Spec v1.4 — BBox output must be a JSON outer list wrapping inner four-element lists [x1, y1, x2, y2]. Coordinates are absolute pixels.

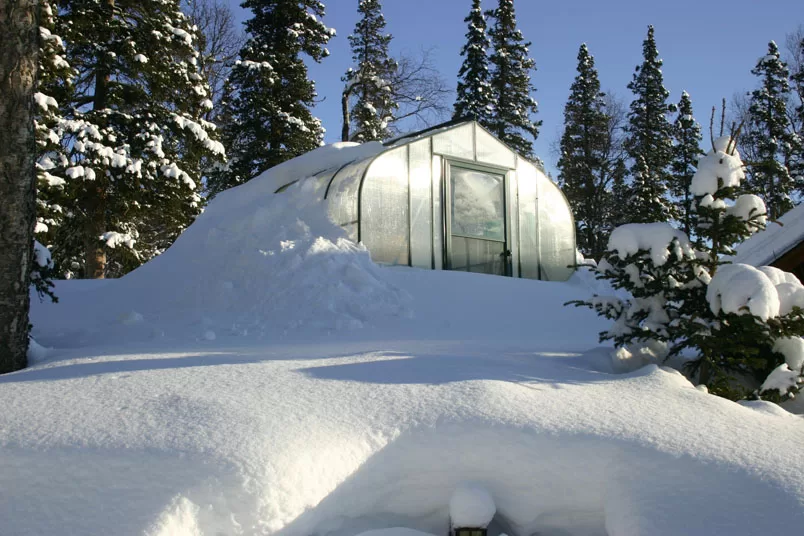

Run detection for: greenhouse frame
[[277, 119, 577, 281]]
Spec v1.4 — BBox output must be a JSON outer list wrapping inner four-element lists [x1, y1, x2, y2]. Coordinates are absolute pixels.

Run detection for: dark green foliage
[[624, 25, 675, 223], [343, 0, 397, 142], [670, 91, 703, 236], [209, 0, 332, 195], [745, 41, 796, 220], [37, 0, 225, 278], [454, 0, 493, 124], [557, 44, 621, 260], [486, 0, 540, 156]]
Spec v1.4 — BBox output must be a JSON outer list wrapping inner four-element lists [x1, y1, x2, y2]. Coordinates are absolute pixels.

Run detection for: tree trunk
[[83, 0, 114, 279], [0, 0, 39, 373], [341, 86, 351, 142]]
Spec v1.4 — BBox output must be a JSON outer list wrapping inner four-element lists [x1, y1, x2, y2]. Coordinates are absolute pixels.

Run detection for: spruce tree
[[745, 41, 796, 220], [210, 0, 333, 195], [342, 0, 398, 142], [486, 0, 540, 156], [453, 0, 493, 124], [574, 135, 804, 401], [34, 1, 72, 268], [557, 44, 616, 260], [624, 25, 675, 223], [670, 91, 703, 236], [46, 0, 225, 278]]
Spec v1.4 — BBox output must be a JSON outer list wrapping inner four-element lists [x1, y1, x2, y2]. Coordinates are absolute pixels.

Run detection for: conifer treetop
[[454, 0, 493, 123]]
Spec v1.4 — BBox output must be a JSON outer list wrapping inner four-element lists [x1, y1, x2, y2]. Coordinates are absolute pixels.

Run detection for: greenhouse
[[277, 119, 576, 281]]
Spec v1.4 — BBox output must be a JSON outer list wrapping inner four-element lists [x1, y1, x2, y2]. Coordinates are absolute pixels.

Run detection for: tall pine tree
[[210, 0, 333, 195], [670, 91, 703, 236], [624, 25, 675, 223], [557, 44, 618, 260], [453, 0, 493, 124], [745, 41, 796, 220], [48, 0, 225, 278], [342, 0, 398, 142], [486, 0, 540, 156]]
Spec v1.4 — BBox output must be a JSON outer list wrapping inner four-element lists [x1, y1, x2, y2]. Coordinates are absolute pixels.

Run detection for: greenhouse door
[[446, 164, 510, 276]]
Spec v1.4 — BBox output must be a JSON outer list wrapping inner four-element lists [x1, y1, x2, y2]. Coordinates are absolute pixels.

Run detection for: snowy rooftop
[[3, 144, 804, 536], [734, 202, 804, 267]]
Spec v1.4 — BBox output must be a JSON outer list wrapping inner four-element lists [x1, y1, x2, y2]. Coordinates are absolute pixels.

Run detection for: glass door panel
[[449, 166, 508, 276]]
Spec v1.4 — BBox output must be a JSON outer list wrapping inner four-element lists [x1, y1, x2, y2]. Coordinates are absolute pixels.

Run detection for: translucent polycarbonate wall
[[506, 169, 520, 278], [537, 172, 576, 281], [517, 159, 540, 279], [319, 121, 576, 281], [361, 147, 410, 265], [432, 122, 474, 160], [409, 139, 433, 268], [326, 159, 372, 242], [431, 155, 444, 270], [476, 127, 516, 169]]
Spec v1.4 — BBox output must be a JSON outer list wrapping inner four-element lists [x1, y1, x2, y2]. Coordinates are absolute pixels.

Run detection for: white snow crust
[[4, 143, 804, 536]]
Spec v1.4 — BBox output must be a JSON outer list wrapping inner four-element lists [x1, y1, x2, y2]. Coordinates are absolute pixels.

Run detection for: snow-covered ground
[[3, 144, 804, 536]]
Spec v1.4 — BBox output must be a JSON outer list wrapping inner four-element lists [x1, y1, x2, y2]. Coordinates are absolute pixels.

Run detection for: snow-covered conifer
[[486, 0, 540, 156], [342, 0, 398, 142], [558, 44, 618, 260], [670, 91, 703, 236], [575, 132, 804, 402], [745, 41, 797, 220], [624, 25, 675, 223], [209, 0, 333, 195], [453, 0, 493, 125], [49, 0, 225, 278], [34, 0, 73, 282]]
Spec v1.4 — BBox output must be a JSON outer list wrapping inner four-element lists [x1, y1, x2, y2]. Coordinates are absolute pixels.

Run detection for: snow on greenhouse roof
[[734, 203, 804, 267]]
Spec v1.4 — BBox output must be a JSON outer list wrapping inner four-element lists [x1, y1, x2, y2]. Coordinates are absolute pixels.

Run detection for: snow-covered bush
[[572, 135, 804, 402]]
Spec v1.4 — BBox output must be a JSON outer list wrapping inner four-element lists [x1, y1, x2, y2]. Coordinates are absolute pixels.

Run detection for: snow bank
[[3, 346, 804, 536], [32, 143, 410, 345]]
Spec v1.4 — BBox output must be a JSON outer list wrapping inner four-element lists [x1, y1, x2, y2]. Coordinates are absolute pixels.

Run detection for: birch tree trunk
[[0, 0, 39, 373]]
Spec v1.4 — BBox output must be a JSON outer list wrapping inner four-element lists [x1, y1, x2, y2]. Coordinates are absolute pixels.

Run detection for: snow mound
[[449, 484, 496, 528], [35, 143, 411, 343]]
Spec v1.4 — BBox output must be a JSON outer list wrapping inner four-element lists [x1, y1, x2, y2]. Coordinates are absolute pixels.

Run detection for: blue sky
[[229, 0, 802, 172]]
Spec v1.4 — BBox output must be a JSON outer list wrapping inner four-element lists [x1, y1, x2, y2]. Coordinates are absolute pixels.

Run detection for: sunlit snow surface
[[3, 144, 804, 536]]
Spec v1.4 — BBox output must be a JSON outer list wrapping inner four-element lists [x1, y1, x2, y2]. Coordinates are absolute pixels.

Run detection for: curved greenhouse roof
[[275, 119, 577, 281]]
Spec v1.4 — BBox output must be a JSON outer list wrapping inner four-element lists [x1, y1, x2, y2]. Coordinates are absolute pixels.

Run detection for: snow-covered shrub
[[572, 135, 804, 402]]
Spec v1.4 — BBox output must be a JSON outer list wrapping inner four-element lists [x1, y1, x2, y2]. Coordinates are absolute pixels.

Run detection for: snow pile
[[449, 484, 496, 528], [35, 142, 417, 343], [607, 223, 693, 266]]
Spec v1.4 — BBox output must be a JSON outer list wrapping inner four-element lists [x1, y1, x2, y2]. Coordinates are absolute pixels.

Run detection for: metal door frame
[[443, 159, 511, 276]]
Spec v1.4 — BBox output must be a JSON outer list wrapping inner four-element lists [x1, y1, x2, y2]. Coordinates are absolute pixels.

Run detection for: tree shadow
[[297, 348, 616, 386]]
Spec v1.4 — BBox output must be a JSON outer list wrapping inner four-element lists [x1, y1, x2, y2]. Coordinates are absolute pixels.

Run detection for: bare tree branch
[[183, 0, 244, 116]]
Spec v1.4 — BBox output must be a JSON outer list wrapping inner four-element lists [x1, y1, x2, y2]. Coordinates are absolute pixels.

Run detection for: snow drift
[[4, 143, 804, 536]]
